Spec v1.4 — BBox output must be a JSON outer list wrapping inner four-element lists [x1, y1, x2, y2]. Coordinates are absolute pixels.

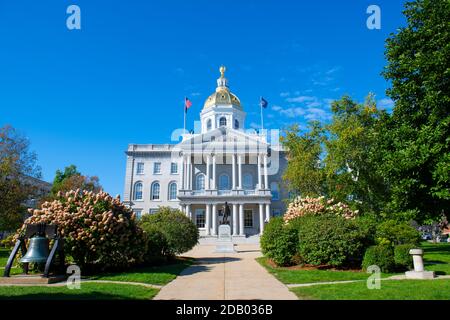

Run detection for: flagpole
[[183, 97, 186, 134]]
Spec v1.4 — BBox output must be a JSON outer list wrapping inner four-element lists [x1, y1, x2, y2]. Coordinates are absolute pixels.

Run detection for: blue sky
[[0, 0, 406, 196]]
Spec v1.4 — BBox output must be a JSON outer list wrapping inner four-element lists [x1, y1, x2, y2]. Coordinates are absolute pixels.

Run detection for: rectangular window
[[149, 209, 158, 214], [195, 209, 206, 228], [170, 162, 178, 174], [133, 209, 142, 219], [244, 209, 253, 228], [136, 162, 144, 175], [153, 162, 161, 174]]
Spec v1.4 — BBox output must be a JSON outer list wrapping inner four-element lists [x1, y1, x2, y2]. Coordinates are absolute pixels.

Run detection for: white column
[[212, 155, 216, 189], [257, 154, 262, 190], [187, 155, 191, 190], [206, 155, 211, 190], [265, 203, 270, 222], [232, 203, 238, 236], [239, 204, 244, 236], [232, 154, 236, 189], [237, 155, 242, 189], [180, 156, 185, 190], [212, 204, 217, 236], [205, 204, 211, 236], [263, 154, 268, 190], [182, 204, 187, 216], [190, 155, 194, 190], [187, 204, 192, 220], [259, 203, 264, 235]]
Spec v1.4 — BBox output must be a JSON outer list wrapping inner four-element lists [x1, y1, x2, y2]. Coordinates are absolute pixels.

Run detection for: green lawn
[[0, 248, 192, 300], [260, 242, 450, 300], [259, 242, 450, 285], [87, 258, 193, 285], [0, 282, 158, 300], [422, 242, 450, 275], [291, 279, 450, 300], [257, 257, 393, 284], [0, 248, 23, 275]]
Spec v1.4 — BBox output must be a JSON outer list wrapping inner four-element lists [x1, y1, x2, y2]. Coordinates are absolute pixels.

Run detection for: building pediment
[[178, 127, 269, 155]]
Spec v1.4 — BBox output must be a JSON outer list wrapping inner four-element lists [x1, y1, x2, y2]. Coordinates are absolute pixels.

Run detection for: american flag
[[185, 97, 192, 112]]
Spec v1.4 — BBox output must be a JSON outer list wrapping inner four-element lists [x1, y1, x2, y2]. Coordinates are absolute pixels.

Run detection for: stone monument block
[[214, 225, 236, 253]]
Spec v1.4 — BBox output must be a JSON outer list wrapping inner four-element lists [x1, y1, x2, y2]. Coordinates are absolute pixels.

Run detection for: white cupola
[[200, 66, 246, 133]]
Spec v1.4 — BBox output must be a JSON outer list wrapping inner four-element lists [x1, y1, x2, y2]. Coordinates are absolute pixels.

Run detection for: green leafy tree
[[280, 122, 326, 197], [0, 125, 42, 231], [381, 0, 450, 222], [281, 95, 388, 213], [40, 165, 101, 204], [324, 94, 389, 212]]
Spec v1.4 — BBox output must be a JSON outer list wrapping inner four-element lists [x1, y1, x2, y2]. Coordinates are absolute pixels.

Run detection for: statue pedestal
[[405, 248, 435, 279], [214, 225, 236, 253]]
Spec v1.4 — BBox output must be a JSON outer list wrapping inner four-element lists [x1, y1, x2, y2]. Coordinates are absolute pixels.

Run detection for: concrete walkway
[[154, 244, 297, 300]]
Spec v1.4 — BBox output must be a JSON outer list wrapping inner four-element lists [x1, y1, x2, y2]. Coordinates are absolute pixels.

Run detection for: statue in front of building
[[221, 202, 231, 225]]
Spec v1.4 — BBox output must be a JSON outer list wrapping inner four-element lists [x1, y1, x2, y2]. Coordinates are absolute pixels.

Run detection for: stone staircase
[[199, 234, 260, 245]]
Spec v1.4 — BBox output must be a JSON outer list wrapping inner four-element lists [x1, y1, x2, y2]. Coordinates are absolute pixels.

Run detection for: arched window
[[133, 182, 143, 200], [151, 182, 160, 200], [219, 174, 230, 190], [243, 174, 253, 190], [234, 119, 239, 129], [219, 117, 227, 127], [196, 174, 205, 191], [168, 182, 177, 200], [207, 119, 212, 131], [270, 182, 280, 200]]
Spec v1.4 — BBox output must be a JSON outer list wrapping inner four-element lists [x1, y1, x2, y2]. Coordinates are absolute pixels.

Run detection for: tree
[[0, 125, 42, 231], [280, 122, 326, 197], [42, 165, 101, 203], [281, 95, 388, 213], [324, 94, 389, 213], [381, 0, 450, 222]]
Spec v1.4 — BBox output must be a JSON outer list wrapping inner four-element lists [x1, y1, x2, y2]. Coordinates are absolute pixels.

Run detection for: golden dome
[[204, 88, 242, 109], [203, 66, 242, 110]]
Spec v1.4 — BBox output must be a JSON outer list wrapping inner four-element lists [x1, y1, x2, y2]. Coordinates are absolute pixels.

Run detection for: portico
[[178, 151, 272, 236]]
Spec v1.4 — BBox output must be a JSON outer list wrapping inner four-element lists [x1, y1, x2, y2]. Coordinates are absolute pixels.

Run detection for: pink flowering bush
[[284, 196, 358, 223], [17, 190, 147, 273]]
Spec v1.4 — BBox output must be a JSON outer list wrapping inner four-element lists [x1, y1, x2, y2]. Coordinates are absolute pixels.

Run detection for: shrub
[[139, 207, 198, 257], [362, 245, 395, 273], [260, 217, 298, 266], [141, 224, 168, 265], [0, 235, 15, 248], [17, 190, 147, 273], [293, 215, 367, 268], [375, 220, 421, 246], [394, 244, 416, 271], [284, 196, 358, 223], [353, 214, 379, 247]]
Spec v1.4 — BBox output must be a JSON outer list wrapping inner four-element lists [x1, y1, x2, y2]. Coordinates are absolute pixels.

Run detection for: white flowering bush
[[16, 190, 147, 273], [284, 196, 358, 223]]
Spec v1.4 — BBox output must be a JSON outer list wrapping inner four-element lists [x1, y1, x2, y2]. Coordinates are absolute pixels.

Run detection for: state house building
[[123, 67, 288, 238]]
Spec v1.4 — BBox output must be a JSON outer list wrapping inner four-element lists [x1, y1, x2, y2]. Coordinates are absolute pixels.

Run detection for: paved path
[[154, 244, 297, 300]]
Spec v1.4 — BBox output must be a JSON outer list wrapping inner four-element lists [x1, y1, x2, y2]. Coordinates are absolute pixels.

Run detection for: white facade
[[123, 67, 287, 237]]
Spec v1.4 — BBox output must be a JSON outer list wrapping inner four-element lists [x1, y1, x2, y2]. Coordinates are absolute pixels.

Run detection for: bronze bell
[[20, 236, 50, 264]]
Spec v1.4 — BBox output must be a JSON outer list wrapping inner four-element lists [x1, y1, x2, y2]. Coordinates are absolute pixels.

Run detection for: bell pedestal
[[0, 274, 67, 285]]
